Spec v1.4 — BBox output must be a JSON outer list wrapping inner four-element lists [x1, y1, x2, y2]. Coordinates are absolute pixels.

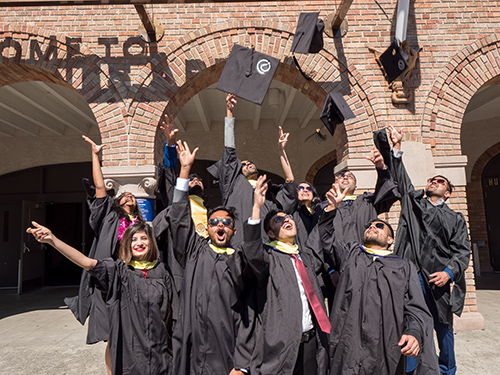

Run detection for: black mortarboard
[[216, 44, 279, 106], [320, 91, 355, 136], [290, 12, 325, 54], [378, 40, 409, 83]]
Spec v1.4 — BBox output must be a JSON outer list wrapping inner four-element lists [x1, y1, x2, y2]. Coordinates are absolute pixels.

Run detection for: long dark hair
[[117, 222, 159, 266], [297, 181, 321, 214], [112, 192, 144, 221]]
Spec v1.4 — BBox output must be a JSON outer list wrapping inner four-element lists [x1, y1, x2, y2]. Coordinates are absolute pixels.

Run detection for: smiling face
[[335, 171, 357, 195], [297, 183, 314, 204], [241, 160, 258, 178], [425, 176, 451, 201], [266, 212, 297, 243], [207, 210, 236, 247], [131, 230, 150, 261], [363, 221, 394, 249], [119, 193, 137, 213]]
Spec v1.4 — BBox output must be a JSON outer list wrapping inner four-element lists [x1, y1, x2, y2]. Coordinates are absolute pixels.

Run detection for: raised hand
[[82, 135, 106, 154], [365, 147, 386, 169], [253, 174, 268, 211], [226, 94, 237, 117], [325, 183, 349, 211], [278, 126, 289, 151], [159, 114, 178, 146], [27, 221, 55, 245], [176, 140, 199, 170], [386, 124, 402, 149]]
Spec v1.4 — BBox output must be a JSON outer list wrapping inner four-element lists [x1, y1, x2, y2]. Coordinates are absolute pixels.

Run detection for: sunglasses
[[297, 185, 313, 192], [241, 161, 254, 167], [273, 214, 293, 224], [208, 217, 233, 227], [427, 178, 447, 186], [365, 222, 386, 230], [337, 172, 355, 180]]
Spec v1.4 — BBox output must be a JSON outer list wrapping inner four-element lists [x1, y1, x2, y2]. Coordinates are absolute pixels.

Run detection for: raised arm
[[82, 135, 107, 199], [384, 125, 416, 196], [278, 126, 294, 183], [157, 114, 179, 207], [27, 221, 97, 271]]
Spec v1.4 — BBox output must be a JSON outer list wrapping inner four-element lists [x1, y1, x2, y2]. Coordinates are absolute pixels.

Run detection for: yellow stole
[[266, 240, 299, 254], [209, 243, 235, 255], [247, 178, 258, 188], [343, 195, 357, 201], [362, 246, 393, 257], [129, 260, 158, 270], [190, 195, 208, 238]]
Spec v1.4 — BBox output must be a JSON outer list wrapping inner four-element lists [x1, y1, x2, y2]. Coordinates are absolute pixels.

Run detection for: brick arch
[[305, 150, 337, 183], [422, 34, 500, 155], [130, 19, 381, 165], [0, 24, 130, 165], [467, 141, 500, 272]]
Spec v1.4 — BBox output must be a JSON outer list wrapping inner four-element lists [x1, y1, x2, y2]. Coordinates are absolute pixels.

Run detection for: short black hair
[[263, 209, 281, 234], [365, 218, 394, 239], [189, 173, 203, 182], [207, 205, 237, 222], [335, 169, 357, 184]]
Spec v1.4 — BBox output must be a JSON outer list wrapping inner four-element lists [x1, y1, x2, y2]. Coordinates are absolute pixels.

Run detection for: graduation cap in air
[[320, 91, 355, 136], [378, 40, 409, 83], [216, 44, 279, 106], [290, 12, 325, 80]]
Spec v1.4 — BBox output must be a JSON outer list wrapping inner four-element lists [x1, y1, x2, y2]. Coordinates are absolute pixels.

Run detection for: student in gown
[[153, 114, 208, 294], [65, 135, 144, 374], [321, 184, 440, 375], [243, 175, 331, 375], [384, 125, 471, 375], [27, 221, 176, 375], [168, 140, 253, 375], [207, 94, 297, 245]]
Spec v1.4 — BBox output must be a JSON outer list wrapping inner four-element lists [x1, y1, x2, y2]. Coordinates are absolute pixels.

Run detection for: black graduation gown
[[321, 212, 439, 375], [65, 194, 120, 344], [242, 222, 330, 375], [90, 258, 175, 375], [207, 146, 297, 245], [169, 190, 253, 375], [389, 153, 471, 328], [332, 167, 400, 243]]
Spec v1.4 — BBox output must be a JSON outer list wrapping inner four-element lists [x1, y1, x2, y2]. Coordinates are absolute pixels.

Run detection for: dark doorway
[[483, 153, 500, 272], [313, 159, 337, 200]]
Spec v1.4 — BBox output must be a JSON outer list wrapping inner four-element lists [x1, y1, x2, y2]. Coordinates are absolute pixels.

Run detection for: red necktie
[[291, 254, 332, 334]]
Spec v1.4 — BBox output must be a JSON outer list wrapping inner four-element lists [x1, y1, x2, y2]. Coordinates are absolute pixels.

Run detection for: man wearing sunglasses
[[168, 140, 253, 375], [207, 94, 297, 246], [319, 183, 439, 375], [242, 175, 331, 375], [385, 125, 471, 375]]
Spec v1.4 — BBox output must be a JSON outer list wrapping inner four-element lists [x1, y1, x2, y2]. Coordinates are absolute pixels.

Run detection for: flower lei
[[118, 215, 139, 241]]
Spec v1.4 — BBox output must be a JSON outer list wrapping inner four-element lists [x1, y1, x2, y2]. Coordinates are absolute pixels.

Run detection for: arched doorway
[[482, 153, 500, 272]]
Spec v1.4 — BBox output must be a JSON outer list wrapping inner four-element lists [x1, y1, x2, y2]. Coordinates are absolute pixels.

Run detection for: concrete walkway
[[1, 274, 499, 374]]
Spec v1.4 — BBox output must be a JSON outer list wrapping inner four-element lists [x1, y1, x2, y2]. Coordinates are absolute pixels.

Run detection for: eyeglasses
[[241, 161, 254, 167], [364, 222, 386, 230], [427, 178, 447, 186], [273, 214, 293, 224], [208, 218, 233, 227], [297, 185, 313, 192], [336, 172, 355, 180]]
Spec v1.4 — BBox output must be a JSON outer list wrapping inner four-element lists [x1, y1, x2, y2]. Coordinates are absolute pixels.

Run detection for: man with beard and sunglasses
[[380, 125, 471, 375], [320, 184, 439, 375], [167, 139, 254, 375], [207, 94, 297, 246]]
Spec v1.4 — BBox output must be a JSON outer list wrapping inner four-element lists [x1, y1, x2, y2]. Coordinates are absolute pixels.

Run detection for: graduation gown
[[390, 153, 471, 328], [242, 222, 330, 375], [332, 167, 400, 243], [169, 189, 253, 375], [90, 258, 175, 375], [207, 146, 297, 245], [321, 212, 439, 375], [65, 194, 121, 344]]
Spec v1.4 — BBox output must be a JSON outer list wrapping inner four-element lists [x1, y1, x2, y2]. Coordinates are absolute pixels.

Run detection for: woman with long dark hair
[[28, 221, 175, 375], [65, 136, 144, 374]]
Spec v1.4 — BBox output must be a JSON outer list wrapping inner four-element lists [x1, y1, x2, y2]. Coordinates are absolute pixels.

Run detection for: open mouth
[[216, 228, 226, 242], [283, 222, 293, 230]]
